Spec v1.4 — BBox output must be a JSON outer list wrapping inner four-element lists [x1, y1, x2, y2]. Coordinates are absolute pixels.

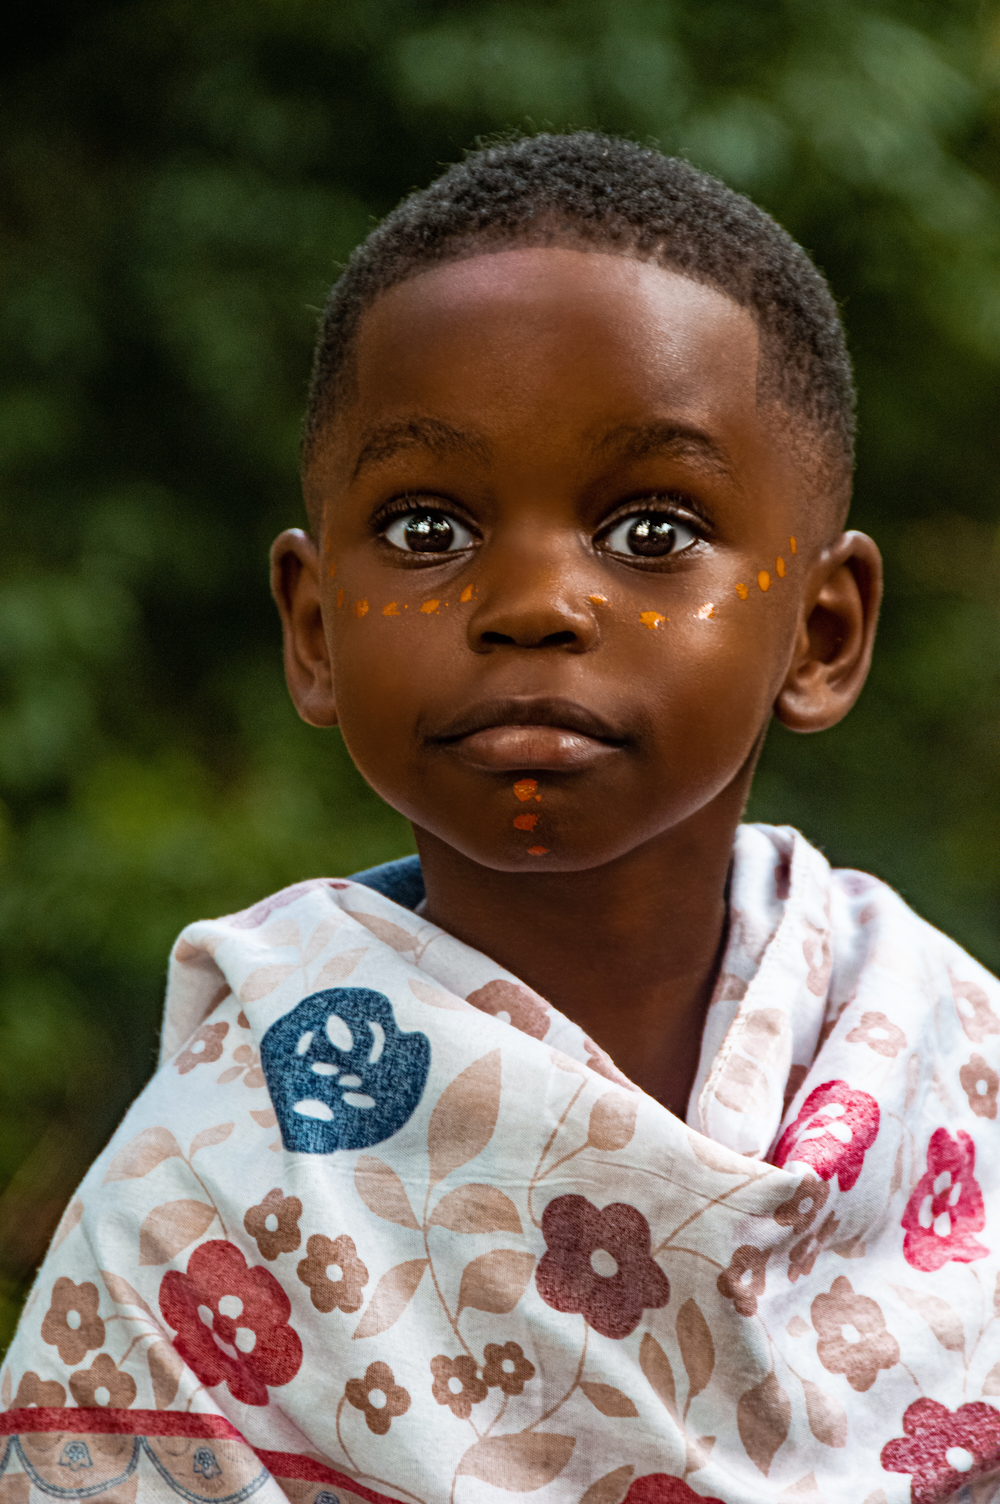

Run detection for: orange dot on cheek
[[328, 560, 337, 578], [513, 779, 538, 802], [382, 602, 400, 616], [420, 599, 440, 614], [776, 556, 786, 578], [527, 846, 549, 856], [790, 535, 798, 555], [639, 611, 666, 630], [513, 814, 538, 831], [735, 582, 749, 601], [757, 571, 771, 593], [336, 589, 345, 608], [589, 595, 607, 605], [460, 584, 474, 603], [355, 598, 369, 617]]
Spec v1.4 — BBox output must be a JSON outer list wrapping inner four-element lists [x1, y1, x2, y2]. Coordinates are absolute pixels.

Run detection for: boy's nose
[[467, 542, 600, 653]]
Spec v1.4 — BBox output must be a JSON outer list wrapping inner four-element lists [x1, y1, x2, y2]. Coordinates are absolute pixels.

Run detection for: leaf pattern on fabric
[[455, 1433, 575, 1488], [713, 1053, 769, 1117], [138, 1200, 216, 1265], [801, 1378, 847, 1447], [427, 1049, 501, 1185], [891, 1285, 965, 1352], [580, 1466, 635, 1504], [313, 947, 368, 988], [587, 1092, 639, 1151], [346, 911, 417, 952], [352, 1258, 428, 1339], [457, 1250, 535, 1315], [354, 1156, 421, 1229], [147, 1341, 185, 1408], [100, 1270, 155, 1319], [103, 1127, 183, 1182], [189, 1123, 233, 1156], [408, 977, 469, 1010], [676, 1298, 714, 1400], [239, 964, 298, 1002], [580, 1380, 639, 1417], [639, 1333, 678, 1418], [429, 1183, 522, 1234], [302, 916, 341, 965], [736, 1372, 790, 1476]]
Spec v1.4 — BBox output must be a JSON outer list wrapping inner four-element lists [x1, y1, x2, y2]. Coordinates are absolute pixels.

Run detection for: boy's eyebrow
[[594, 422, 734, 478], [351, 418, 490, 479]]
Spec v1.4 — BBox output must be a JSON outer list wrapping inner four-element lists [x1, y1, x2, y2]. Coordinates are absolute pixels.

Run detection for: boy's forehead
[[310, 247, 797, 504]]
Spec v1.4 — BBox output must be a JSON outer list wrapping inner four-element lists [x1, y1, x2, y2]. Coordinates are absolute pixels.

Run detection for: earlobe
[[269, 528, 339, 728], [774, 531, 883, 734]]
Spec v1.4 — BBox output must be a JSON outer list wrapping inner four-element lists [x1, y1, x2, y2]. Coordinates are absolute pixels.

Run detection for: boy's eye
[[383, 509, 475, 554], [600, 513, 698, 559]]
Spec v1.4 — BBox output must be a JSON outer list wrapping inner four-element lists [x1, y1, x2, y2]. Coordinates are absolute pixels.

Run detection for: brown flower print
[[466, 980, 550, 1040], [430, 1354, 488, 1418], [774, 1177, 830, 1236], [787, 1211, 841, 1282], [297, 1233, 368, 1313], [218, 1043, 265, 1088], [717, 1245, 767, 1316], [13, 1372, 66, 1407], [68, 1353, 138, 1408], [536, 1195, 669, 1339], [176, 1021, 229, 1075], [845, 1011, 906, 1058], [811, 1275, 900, 1392], [41, 1279, 105, 1365], [244, 1188, 302, 1260], [482, 1341, 535, 1396], [960, 1055, 999, 1120], [345, 1361, 410, 1436]]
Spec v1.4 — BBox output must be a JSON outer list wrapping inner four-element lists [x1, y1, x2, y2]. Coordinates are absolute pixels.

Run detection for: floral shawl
[[4, 823, 1000, 1504]]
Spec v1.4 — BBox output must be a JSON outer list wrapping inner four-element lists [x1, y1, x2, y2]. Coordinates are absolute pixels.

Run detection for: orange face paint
[[589, 595, 607, 604], [757, 571, 771, 593], [735, 582, 749, 601], [639, 611, 666, 630], [382, 602, 400, 616], [355, 598, 369, 618], [328, 561, 337, 579], [513, 779, 538, 802], [790, 536, 798, 555], [420, 599, 440, 615], [776, 557, 786, 578], [336, 588, 345, 609], [460, 584, 474, 603], [513, 814, 538, 831], [696, 602, 715, 619], [528, 846, 549, 856]]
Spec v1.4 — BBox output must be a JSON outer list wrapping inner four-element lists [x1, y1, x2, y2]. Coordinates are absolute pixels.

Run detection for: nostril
[[540, 631, 577, 647], [481, 631, 517, 645]]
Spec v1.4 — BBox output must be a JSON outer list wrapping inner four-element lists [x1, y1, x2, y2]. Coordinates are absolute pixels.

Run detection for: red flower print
[[430, 1354, 487, 1418], [624, 1477, 724, 1503], [881, 1399, 1000, 1504], [536, 1194, 669, 1340], [901, 1128, 988, 1272], [345, 1361, 410, 1436], [773, 1080, 879, 1191], [159, 1238, 302, 1406]]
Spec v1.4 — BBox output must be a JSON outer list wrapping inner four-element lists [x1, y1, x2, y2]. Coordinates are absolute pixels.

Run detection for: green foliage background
[[2, 0, 999, 1349]]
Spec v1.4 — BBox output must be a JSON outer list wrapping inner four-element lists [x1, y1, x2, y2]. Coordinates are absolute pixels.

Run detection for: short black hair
[[303, 132, 855, 509]]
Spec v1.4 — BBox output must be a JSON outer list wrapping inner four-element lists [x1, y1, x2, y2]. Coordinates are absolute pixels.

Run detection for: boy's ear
[[270, 528, 338, 728], [774, 530, 883, 733]]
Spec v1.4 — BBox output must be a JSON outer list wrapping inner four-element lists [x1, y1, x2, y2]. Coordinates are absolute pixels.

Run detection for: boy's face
[[285, 248, 873, 872]]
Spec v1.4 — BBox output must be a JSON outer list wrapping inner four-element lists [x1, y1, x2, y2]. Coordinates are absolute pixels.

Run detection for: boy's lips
[[430, 697, 626, 772]]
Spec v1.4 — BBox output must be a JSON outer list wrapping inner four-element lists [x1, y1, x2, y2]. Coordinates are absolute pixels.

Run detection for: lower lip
[[444, 725, 622, 772]]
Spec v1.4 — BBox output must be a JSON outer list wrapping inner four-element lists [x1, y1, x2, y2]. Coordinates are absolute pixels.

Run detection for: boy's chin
[[410, 813, 670, 876]]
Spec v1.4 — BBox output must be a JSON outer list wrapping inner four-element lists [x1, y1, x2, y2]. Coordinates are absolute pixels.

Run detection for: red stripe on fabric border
[[0, 1408, 243, 1439], [0, 1411, 408, 1504]]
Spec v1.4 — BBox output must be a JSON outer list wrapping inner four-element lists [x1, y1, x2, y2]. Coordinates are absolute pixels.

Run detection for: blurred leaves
[[2, 0, 1000, 1350]]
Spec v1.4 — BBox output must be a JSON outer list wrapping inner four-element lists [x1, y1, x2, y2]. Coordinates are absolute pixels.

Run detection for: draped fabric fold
[[4, 825, 1000, 1504]]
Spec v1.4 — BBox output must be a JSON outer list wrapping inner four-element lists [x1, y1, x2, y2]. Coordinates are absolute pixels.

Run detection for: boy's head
[[274, 134, 881, 877]]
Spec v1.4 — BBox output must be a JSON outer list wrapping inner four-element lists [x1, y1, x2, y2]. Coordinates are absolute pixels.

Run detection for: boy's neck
[[413, 791, 743, 1118]]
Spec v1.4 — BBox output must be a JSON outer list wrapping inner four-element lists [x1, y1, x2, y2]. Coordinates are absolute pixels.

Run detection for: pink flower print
[[901, 1128, 988, 1272], [811, 1276, 899, 1391], [536, 1194, 669, 1339], [950, 972, 1000, 1044], [466, 980, 550, 1040], [624, 1478, 725, 1503], [881, 1399, 1000, 1504], [773, 1080, 880, 1191], [845, 1011, 906, 1058], [159, 1239, 302, 1406]]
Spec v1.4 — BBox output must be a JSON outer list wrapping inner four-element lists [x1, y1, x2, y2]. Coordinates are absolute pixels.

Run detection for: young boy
[[3, 134, 999, 1504]]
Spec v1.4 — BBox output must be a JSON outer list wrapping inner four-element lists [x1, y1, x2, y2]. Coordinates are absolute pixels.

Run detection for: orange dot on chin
[[355, 598, 369, 617], [382, 601, 400, 616], [696, 602, 714, 619], [328, 561, 337, 578], [790, 535, 798, 554], [513, 813, 538, 831], [776, 556, 786, 578], [513, 778, 538, 802], [735, 582, 749, 600], [589, 594, 607, 604], [336, 588, 345, 608], [639, 610, 666, 630], [420, 599, 440, 614], [757, 571, 771, 593], [460, 584, 474, 603], [527, 846, 549, 856]]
